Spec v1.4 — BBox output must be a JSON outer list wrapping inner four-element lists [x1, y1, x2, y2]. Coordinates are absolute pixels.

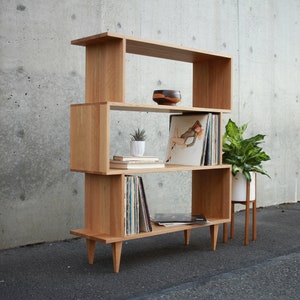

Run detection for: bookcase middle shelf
[[70, 101, 227, 175]]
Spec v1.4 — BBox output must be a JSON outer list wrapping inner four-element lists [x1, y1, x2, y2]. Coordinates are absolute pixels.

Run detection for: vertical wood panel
[[70, 103, 110, 173], [85, 174, 124, 236], [192, 168, 231, 220], [193, 58, 231, 109], [85, 38, 125, 103]]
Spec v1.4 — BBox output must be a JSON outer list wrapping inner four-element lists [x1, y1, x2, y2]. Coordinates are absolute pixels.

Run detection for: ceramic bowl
[[152, 90, 181, 106]]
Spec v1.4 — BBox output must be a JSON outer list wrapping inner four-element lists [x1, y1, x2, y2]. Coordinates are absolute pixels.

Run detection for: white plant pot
[[232, 172, 256, 201], [130, 141, 145, 156]]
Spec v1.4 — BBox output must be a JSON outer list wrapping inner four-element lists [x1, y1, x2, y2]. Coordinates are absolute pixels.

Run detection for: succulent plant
[[130, 128, 146, 141]]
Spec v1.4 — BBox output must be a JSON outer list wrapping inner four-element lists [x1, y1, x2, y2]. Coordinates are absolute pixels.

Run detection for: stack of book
[[125, 175, 152, 235], [110, 155, 165, 169]]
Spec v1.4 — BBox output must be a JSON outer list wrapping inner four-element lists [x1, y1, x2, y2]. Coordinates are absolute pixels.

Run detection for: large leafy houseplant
[[222, 119, 271, 181]]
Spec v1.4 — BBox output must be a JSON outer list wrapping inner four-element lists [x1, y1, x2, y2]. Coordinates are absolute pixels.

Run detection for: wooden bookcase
[[70, 32, 232, 273]]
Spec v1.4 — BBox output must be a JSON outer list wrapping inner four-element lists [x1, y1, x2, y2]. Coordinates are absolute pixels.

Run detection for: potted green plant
[[222, 119, 271, 201], [130, 128, 146, 156]]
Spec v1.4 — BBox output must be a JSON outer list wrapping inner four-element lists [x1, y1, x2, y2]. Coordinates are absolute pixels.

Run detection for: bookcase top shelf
[[71, 32, 231, 63]]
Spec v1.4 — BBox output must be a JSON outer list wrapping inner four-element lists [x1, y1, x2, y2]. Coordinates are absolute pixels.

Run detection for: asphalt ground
[[1, 202, 300, 299]]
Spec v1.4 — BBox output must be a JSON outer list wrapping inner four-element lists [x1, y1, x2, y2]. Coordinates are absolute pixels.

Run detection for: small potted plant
[[222, 119, 271, 201], [130, 128, 146, 156]]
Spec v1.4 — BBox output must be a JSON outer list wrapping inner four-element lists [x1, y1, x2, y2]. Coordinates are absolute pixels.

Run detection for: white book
[[110, 160, 165, 169], [113, 155, 160, 162]]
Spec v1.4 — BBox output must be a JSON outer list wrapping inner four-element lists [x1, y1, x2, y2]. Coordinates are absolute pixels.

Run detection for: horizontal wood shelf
[[71, 164, 231, 175], [71, 218, 230, 244], [71, 101, 231, 114], [71, 32, 231, 63]]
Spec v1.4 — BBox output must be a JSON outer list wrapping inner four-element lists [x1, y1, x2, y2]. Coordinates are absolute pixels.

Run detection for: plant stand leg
[[86, 239, 96, 264], [112, 242, 122, 273], [223, 223, 228, 243], [184, 229, 191, 245], [230, 202, 235, 239], [252, 200, 257, 241], [210, 224, 219, 251], [244, 180, 251, 246], [245, 201, 250, 246]]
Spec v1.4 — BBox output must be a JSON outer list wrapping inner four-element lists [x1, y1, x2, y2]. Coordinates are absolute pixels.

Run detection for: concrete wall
[[0, 0, 299, 249]]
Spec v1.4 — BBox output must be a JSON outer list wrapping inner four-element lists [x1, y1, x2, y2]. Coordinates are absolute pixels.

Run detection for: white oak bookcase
[[70, 32, 232, 273]]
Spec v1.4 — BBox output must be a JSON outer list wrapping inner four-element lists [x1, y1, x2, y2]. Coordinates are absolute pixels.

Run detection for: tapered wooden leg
[[245, 201, 250, 246], [210, 224, 219, 251], [223, 223, 228, 243], [112, 242, 122, 273], [184, 229, 191, 245], [252, 200, 257, 241], [230, 202, 235, 239], [86, 239, 96, 264]]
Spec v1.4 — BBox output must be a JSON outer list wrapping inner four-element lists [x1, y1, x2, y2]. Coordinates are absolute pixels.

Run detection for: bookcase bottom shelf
[[70, 218, 229, 273]]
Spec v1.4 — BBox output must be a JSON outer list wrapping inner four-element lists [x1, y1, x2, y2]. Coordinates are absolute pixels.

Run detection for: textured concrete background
[[0, 0, 299, 249]]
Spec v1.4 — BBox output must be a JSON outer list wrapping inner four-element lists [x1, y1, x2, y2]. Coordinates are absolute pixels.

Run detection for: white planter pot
[[232, 172, 256, 201], [130, 141, 145, 156]]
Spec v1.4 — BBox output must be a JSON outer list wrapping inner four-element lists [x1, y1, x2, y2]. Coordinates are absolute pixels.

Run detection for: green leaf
[[222, 119, 271, 179]]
